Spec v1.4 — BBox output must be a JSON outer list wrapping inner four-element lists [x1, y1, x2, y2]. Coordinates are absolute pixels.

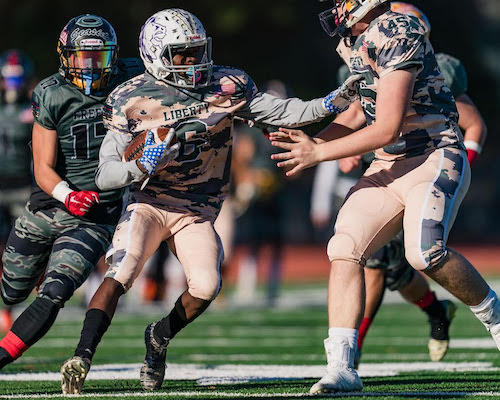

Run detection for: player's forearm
[[316, 123, 397, 163], [95, 131, 146, 190], [315, 102, 366, 144], [34, 163, 65, 196], [241, 93, 330, 128]]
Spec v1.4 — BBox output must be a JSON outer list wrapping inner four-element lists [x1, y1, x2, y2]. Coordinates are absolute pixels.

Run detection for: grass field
[[1, 284, 500, 399]]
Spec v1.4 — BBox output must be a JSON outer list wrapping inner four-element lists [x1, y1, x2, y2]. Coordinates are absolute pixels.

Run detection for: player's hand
[[64, 191, 99, 216], [338, 155, 362, 173], [270, 128, 321, 177], [138, 129, 180, 176], [322, 74, 362, 114]]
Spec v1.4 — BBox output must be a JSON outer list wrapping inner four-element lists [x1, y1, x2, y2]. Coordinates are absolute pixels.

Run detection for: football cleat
[[310, 337, 363, 394], [140, 322, 168, 391], [60, 356, 91, 394], [428, 300, 457, 362]]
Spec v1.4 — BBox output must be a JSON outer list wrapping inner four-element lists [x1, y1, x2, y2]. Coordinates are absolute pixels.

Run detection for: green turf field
[[1, 291, 500, 399]]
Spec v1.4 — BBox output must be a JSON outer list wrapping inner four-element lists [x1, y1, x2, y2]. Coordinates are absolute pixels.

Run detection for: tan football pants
[[327, 147, 470, 270], [105, 202, 223, 300]]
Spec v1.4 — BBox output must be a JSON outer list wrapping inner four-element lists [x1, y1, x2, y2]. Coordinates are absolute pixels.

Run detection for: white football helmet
[[319, 0, 389, 37], [139, 9, 213, 88]]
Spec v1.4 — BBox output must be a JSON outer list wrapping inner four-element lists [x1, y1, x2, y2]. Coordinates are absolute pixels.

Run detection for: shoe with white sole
[[61, 356, 90, 394], [310, 336, 363, 394], [428, 300, 457, 361]]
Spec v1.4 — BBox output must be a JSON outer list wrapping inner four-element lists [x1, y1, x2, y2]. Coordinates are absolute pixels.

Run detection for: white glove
[[322, 74, 362, 114]]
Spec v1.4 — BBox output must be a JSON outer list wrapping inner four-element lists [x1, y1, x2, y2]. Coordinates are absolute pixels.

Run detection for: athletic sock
[[153, 297, 188, 345], [357, 317, 373, 350], [0, 297, 60, 365], [414, 290, 446, 319], [0, 347, 13, 369], [328, 327, 358, 350], [74, 309, 111, 361], [470, 289, 500, 328]]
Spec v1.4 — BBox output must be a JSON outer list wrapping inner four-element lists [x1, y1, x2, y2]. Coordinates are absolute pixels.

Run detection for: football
[[122, 127, 178, 162]]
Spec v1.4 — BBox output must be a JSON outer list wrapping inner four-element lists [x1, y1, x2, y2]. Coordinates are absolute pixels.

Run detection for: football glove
[[64, 190, 99, 217], [322, 74, 362, 114], [138, 129, 180, 176]]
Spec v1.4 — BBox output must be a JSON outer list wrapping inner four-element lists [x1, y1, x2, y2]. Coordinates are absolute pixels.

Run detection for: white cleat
[[309, 336, 363, 394], [60, 356, 91, 394], [310, 366, 363, 394], [487, 322, 500, 351]]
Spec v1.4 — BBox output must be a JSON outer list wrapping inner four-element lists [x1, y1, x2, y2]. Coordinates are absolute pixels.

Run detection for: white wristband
[[463, 140, 482, 154], [51, 181, 73, 203]]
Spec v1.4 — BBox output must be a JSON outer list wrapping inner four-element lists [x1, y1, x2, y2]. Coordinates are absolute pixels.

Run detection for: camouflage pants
[[365, 231, 414, 291], [1, 204, 114, 307], [328, 147, 470, 270]]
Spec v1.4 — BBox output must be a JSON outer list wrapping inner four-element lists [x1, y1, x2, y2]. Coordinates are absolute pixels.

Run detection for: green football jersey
[[29, 58, 143, 210], [0, 102, 33, 188], [435, 53, 468, 99]]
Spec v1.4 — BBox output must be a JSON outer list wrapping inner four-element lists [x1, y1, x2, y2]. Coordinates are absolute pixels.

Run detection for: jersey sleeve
[[435, 53, 468, 98], [31, 82, 57, 130], [376, 18, 426, 77], [103, 88, 130, 134]]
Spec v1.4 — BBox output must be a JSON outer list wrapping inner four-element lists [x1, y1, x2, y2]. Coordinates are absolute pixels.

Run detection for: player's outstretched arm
[[270, 68, 416, 176], [456, 93, 487, 166], [237, 75, 361, 128], [95, 130, 147, 191]]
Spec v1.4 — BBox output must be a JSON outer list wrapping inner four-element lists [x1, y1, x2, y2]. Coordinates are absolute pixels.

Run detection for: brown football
[[122, 127, 177, 162]]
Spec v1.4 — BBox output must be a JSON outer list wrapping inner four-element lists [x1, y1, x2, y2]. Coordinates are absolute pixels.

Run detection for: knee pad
[[38, 273, 76, 307], [0, 281, 30, 306], [327, 232, 365, 266], [405, 246, 448, 271], [188, 275, 221, 301]]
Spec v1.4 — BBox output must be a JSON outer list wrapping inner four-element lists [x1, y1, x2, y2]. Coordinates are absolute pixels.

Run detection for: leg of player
[[355, 265, 386, 368], [397, 270, 456, 361], [402, 149, 500, 350], [310, 177, 404, 394], [140, 220, 223, 391], [0, 208, 111, 370], [61, 204, 164, 394]]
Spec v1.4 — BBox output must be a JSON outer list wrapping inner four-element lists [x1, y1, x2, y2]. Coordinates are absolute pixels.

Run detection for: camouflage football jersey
[[29, 58, 143, 216], [336, 11, 463, 161], [103, 65, 328, 219], [0, 102, 33, 189]]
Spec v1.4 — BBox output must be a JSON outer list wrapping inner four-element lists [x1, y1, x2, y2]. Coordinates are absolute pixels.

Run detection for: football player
[[271, 0, 500, 393], [336, 2, 489, 367], [59, 8, 361, 394], [0, 49, 36, 333], [0, 15, 143, 369]]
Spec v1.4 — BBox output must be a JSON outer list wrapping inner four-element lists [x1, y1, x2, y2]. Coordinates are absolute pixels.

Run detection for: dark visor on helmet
[[318, 6, 347, 38]]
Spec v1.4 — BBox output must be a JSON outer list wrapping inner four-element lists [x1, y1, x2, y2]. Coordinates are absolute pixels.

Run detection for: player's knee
[[188, 275, 221, 301], [327, 232, 365, 265], [39, 275, 76, 307], [405, 246, 448, 271], [0, 281, 30, 305]]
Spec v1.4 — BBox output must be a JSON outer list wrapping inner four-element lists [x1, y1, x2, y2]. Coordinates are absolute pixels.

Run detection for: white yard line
[[3, 390, 500, 399], [1, 361, 498, 382]]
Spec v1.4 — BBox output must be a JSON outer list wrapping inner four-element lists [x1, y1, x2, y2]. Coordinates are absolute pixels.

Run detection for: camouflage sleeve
[[95, 130, 146, 190], [435, 53, 468, 98], [31, 85, 56, 130], [237, 93, 329, 128], [376, 31, 426, 77], [103, 91, 130, 135]]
